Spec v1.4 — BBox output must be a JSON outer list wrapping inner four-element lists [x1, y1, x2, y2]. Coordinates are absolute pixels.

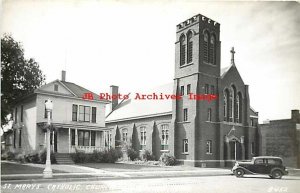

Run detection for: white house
[[7, 71, 110, 155]]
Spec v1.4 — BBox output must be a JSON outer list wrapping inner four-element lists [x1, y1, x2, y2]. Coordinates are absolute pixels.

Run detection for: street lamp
[[43, 99, 53, 178]]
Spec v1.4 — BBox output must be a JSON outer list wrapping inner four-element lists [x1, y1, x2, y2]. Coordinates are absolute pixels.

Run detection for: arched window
[[228, 88, 233, 122], [231, 85, 237, 122], [236, 95, 240, 123], [224, 90, 228, 121], [161, 124, 169, 150], [238, 92, 243, 123], [232, 86, 237, 122], [209, 34, 216, 64], [122, 129, 128, 142], [140, 126, 146, 150], [204, 31, 209, 63], [187, 31, 193, 63], [180, 35, 186, 66]]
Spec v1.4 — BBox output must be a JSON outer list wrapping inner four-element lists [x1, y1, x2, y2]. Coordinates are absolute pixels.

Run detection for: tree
[[1, 34, 45, 125]]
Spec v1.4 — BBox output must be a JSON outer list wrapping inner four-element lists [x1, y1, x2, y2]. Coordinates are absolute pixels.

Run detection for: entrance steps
[[55, 153, 74, 165]]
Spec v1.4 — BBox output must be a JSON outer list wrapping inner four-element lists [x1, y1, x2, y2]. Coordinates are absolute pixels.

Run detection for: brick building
[[106, 14, 259, 167], [259, 110, 300, 168]]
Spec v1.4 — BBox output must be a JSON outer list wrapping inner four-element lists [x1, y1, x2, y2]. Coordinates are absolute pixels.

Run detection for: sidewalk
[[1, 161, 232, 182]]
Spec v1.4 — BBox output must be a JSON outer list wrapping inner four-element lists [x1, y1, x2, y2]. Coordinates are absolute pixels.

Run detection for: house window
[[92, 107, 97, 123], [187, 84, 191, 95], [183, 108, 188, 122], [122, 129, 128, 142], [205, 84, 209, 94], [180, 35, 186, 66], [19, 130, 22, 148], [210, 85, 215, 95], [183, 139, 188, 153], [204, 31, 209, 63], [79, 105, 90, 122], [44, 104, 52, 119], [15, 107, 17, 123], [140, 127, 146, 150], [91, 131, 96, 146], [71, 129, 75, 145], [251, 142, 255, 155], [78, 130, 90, 146], [187, 31, 193, 63], [72, 105, 78, 121], [104, 130, 112, 149], [20, 105, 23, 122], [251, 119, 254, 126], [13, 130, 16, 148], [209, 35, 215, 64], [180, 86, 184, 96], [161, 124, 169, 150], [54, 84, 58, 91], [206, 140, 212, 154], [207, 108, 212, 122]]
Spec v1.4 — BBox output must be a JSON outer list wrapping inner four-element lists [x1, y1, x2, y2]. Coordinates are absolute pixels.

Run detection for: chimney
[[110, 85, 119, 111], [61, 70, 66, 81], [291, 109, 300, 123]]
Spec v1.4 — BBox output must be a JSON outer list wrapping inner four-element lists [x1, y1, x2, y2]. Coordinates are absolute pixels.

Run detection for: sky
[[1, 0, 300, 122]]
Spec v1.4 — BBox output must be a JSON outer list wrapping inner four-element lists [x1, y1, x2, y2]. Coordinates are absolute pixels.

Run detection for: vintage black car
[[232, 156, 288, 179]]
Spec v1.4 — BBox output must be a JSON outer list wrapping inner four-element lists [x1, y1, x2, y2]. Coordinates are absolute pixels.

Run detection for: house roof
[[34, 80, 110, 103], [105, 83, 173, 123], [60, 81, 109, 102]]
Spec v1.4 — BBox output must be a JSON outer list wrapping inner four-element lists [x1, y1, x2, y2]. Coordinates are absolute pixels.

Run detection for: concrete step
[[55, 153, 74, 165]]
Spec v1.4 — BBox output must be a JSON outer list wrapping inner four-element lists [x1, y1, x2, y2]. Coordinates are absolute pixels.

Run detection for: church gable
[[35, 80, 75, 96], [221, 65, 245, 87]]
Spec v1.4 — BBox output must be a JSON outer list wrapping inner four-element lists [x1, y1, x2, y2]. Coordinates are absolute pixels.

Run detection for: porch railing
[[71, 145, 104, 153]]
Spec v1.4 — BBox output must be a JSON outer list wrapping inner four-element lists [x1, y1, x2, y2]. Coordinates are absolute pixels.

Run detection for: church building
[[106, 14, 259, 167]]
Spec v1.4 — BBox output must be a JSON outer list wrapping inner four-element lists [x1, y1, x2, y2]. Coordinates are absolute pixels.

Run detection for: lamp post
[[43, 99, 53, 178]]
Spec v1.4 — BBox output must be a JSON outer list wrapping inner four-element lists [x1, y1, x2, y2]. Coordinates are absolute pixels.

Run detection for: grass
[[1, 162, 66, 175]]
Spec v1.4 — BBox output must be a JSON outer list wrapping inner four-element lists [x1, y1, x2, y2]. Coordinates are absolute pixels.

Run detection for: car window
[[267, 159, 281, 165], [254, 159, 264, 164]]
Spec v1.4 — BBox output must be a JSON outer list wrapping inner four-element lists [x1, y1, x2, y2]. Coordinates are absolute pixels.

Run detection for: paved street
[[1, 175, 300, 193]]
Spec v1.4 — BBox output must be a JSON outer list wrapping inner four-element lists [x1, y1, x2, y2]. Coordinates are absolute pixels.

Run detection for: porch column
[[89, 130, 92, 152], [75, 129, 78, 146], [68, 128, 71, 153], [241, 136, 245, 160], [52, 131, 55, 152], [44, 132, 47, 146]]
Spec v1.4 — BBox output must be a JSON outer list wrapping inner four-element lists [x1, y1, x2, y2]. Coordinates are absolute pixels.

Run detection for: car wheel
[[271, 170, 282, 179], [235, 169, 244, 178]]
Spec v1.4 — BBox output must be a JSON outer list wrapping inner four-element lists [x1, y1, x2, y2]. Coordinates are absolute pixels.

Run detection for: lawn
[[1, 162, 66, 175], [78, 162, 188, 172]]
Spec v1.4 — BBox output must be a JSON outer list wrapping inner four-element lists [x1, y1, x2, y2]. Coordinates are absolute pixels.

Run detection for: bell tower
[[174, 14, 221, 78], [170, 14, 221, 166]]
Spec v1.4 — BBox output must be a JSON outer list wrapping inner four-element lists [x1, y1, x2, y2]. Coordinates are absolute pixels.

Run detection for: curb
[[1, 172, 232, 184]]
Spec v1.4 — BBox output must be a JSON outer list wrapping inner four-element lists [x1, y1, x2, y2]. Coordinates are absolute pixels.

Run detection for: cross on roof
[[231, 47, 235, 66]]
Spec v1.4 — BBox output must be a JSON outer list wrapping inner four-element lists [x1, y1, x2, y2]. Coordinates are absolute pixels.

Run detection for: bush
[[162, 155, 177, 166], [89, 150, 104, 163], [102, 148, 123, 163], [40, 150, 57, 164], [16, 154, 25, 163], [71, 148, 122, 163], [142, 150, 156, 161], [71, 150, 88, 163], [25, 153, 40, 163], [6, 152, 16, 160], [127, 148, 139, 161]]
